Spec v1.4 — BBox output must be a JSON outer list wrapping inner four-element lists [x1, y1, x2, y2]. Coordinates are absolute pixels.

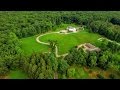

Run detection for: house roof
[[85, 43, 96, 49], [84, 43, 101, 52], [67, 26, 75, 29], [77, 43, 101, 52]]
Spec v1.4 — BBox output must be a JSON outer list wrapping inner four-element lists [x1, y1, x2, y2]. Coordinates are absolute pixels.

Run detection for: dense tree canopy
[[0, 11, 120, 78]]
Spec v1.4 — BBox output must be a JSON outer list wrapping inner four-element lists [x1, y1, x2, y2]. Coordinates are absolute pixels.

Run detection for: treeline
[[1, 11, 120, 38], [0, 31, 22, 75], [89, 21, 120, 42], [110, 17, 120, 25]]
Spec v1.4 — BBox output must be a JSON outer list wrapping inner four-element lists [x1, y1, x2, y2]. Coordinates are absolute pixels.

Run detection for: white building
[[67, 26, 77, 32]]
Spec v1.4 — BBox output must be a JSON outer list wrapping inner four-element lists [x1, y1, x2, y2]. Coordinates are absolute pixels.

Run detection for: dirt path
[[36, 32, 60, 45], [98, 38, 120, 45], [36, 30, 83, 58], [55, 45, 68, 57], [36, 31, 71, 58]]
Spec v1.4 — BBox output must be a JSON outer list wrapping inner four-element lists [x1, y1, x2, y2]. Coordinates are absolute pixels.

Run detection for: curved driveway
[[36, 31, 68, 57]]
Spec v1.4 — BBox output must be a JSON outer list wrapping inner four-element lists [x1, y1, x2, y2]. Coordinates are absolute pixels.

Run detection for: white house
[[67, 26, 77, 32]]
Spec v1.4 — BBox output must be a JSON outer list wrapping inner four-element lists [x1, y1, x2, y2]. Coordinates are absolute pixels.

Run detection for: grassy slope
[[7, 70, 28, 79], [40, 30, 102, 54]]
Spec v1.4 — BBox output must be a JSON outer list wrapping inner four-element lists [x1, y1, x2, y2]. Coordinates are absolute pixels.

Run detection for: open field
[[20, 24, 78, 55], [7, 70, 28, 79], [20, 23, 102, 55], [21, 30, 102, 55], [20, 36, 50, 55], [39, 30, 102, 54]]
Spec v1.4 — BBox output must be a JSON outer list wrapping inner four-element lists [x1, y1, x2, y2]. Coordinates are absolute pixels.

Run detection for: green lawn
[[20, 36, 50, 55], [7, 70, 28, 79], [40, 30, 102, 54], [20, 24, 75, 55], [20, 24, 102, 55]]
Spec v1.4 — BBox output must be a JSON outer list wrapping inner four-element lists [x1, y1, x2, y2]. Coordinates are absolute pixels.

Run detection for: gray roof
[[67, 26, 75, 29], [84, 43, 101, 52], [85, 43, 96, 49]]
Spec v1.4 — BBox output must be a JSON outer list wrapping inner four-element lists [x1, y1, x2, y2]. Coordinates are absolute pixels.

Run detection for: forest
[[0, 11, 120, 79]]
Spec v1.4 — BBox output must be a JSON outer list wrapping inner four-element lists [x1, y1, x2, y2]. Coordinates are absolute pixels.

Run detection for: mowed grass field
[[20, 36, 50, 55], [40, 30, 102, 54], [7, 70, 28, 79], [20, 23, 102, 55]]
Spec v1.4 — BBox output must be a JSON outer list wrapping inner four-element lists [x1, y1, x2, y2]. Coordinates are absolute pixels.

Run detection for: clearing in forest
[[20, 24, 102, 55], [39, 30, 102, 55]]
